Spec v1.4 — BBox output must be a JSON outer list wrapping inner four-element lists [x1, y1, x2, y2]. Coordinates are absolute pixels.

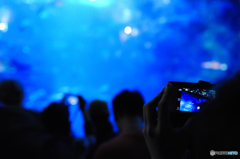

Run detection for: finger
[[143, 87, 165, 135], [157, 83, 173, 130], [147, 87, 166, 106]]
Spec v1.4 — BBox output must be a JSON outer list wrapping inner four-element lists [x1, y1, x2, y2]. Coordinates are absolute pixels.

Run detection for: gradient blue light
[[0, 0, 239, 137]]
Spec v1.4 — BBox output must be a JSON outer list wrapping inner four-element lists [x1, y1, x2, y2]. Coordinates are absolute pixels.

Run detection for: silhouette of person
[[0, 79, 41, 119], [79, 96, 117, 159], [88, 100, 117, 145], [41, 102, 86, 158], [0, 92, 77, 159], [0, 80, 24, 107], [41, 102, 72, 143], [94, 90, 151, 159]]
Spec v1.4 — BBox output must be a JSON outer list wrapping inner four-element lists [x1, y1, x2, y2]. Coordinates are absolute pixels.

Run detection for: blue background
[[0, 0, 239, 137]]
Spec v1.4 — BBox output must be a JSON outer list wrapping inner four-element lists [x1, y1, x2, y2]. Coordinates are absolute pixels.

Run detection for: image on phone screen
[[177, 88, 216, 112]]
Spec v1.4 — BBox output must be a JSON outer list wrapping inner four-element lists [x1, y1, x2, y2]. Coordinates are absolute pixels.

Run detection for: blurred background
[[0, 0, 239, 137]]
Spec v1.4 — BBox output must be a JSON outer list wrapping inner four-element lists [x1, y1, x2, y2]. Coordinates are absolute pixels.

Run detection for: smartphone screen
[[65, 95, 79, 105], [177, 88, 216, 112]]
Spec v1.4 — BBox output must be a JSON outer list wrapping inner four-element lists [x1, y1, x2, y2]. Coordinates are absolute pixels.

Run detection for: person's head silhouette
[[89, 100, 110, 123], [112, 90, 144, 133], [0, 80, 24, 107], [41, 102, 71, 139]]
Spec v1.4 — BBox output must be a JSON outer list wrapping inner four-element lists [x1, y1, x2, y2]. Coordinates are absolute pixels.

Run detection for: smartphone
[[64, 94, 79, 105], [169, 81, 216, 113], [168, 81, 216, 128]]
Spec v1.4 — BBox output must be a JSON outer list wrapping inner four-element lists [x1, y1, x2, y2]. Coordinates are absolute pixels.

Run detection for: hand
[[143, 83, 192, 159], [78, 96, 86, 110]]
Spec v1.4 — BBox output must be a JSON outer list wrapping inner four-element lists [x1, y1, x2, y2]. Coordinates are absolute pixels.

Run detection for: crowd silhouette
[[0, 73, 239, 159]]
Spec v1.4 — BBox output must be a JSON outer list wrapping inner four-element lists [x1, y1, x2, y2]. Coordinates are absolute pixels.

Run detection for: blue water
[[0, 0, 239, 137]]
